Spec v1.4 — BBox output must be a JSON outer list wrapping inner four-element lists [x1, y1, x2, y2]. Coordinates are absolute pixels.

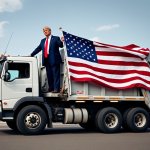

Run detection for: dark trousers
[[45, 59, 60, 92]]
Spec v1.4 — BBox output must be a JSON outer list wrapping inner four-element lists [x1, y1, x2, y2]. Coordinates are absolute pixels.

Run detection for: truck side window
[[7, 63, 30, 80]]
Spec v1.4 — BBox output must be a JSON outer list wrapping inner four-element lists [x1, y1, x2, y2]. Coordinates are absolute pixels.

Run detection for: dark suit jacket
[[31, 36, 63, 66]]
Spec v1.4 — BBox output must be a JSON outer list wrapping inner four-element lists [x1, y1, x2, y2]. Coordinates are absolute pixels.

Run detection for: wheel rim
[[134, 113, 146, 128], [24, 112, 41, 129], [104, 113, 118, 128]]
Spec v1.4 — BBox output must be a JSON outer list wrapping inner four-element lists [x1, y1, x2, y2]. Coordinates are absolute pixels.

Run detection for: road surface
[[0, 122, 150, 150]]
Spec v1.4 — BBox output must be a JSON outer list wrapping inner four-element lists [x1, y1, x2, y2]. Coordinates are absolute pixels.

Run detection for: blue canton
[[63, 31, 98, 63]]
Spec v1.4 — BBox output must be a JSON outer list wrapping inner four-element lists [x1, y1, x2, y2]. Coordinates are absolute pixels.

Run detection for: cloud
[[0, 21, 9, 38], [96, 24, 120, 31], [0, 0, 23, 13]]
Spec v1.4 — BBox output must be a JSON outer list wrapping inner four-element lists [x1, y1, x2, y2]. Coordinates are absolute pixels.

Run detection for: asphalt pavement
[[0, 122, 150, 150]]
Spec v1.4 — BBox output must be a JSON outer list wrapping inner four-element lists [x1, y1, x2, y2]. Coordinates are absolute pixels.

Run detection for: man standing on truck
[[31, 26, 64, 93]]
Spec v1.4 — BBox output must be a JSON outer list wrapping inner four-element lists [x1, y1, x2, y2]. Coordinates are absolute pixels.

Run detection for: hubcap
[[24, 112, 41, 129], [104, 113, 118, 128], [134, 113, 146, 128]]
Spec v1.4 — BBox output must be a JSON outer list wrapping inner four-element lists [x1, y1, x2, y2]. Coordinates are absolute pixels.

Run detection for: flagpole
[[59, 27, 71, 96]]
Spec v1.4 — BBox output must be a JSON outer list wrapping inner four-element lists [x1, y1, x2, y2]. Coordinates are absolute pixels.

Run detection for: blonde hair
[[43, 26, 51, 31]]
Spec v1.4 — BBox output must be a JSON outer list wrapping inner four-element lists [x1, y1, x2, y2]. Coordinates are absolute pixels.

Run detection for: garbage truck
[[0, 49, 150, 135]]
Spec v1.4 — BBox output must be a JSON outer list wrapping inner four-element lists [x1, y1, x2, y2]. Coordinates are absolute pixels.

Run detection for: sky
[[0, 0, 150, 56]]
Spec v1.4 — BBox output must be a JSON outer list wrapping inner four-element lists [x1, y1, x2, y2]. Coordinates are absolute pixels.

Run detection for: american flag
[[63, 31, 150, 90]]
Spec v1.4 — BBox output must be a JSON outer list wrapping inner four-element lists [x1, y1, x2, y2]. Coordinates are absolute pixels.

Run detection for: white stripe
[[95, 47, 146, 59], [70, 73, 150, 88], [96, 46, 149, 53], [67, 57, 150, 72], [94, 44, 149, 53], [95, 47, 124, 52], [132, 47, 149, 52], [69, 65, 150, 81], [97, 55, 144, 62]]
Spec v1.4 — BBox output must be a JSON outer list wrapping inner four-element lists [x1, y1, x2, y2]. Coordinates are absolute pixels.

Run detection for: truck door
[[2, 61, 33, 101]]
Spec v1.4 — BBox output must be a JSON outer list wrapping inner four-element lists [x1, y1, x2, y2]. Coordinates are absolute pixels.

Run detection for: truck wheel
[[126, 107, 150, 132], [16, 105, 47, 135], [95, 107, 122, 133], [6, 120, 17, 130]]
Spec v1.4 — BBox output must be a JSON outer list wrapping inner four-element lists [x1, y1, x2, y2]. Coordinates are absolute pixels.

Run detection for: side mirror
[[5, 62, 8, 72], [4, 71, 11, 81]]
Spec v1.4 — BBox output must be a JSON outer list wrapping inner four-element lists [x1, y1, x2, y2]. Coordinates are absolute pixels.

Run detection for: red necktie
[[44, 38, 48, 58]]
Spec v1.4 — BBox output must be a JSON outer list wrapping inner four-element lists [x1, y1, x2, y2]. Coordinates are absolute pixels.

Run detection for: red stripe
[[94, 42, 149, 57], [94, 42, 138, 50], [96, 51, 142, 58], [70, 76, 150, 90], [94, 42, 149, 53], [68, 61, 150, 75], [69, 69, 150, 84], [97, 59, 148, 67]]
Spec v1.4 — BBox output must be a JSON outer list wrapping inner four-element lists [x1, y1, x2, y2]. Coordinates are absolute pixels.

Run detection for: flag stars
[[63, 31, 98, 63]]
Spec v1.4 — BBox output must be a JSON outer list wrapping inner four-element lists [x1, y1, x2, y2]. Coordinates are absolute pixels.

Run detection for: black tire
[[126, 107, 150, 132], [16, 105, 47, 135], [6, 120, 18, 130], [95, 107, 122, 133]]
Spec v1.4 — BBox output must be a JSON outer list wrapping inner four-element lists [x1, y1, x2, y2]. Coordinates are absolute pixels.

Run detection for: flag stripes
[[63, 31, 150, 90]]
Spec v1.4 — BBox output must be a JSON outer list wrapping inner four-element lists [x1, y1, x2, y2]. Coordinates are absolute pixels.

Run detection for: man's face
[[43, 28, 51, 37]]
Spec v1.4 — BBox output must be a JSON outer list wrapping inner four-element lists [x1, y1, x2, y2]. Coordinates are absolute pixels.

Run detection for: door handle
[[26, 88, 32, 92]]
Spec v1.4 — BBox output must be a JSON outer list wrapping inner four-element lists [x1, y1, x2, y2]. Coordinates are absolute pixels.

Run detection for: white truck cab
[[0, 57, 39, 109]]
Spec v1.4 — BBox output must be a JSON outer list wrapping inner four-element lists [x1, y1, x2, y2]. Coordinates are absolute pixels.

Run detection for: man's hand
[[61, 36, 64, 42]]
